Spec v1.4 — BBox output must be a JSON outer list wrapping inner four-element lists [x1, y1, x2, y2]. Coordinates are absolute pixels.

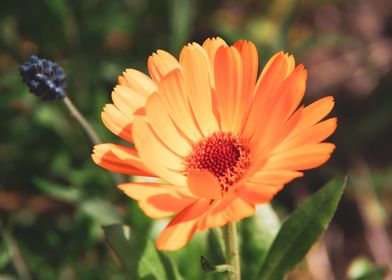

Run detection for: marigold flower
[[20, 55, 66, 100], [92, 37, 337, 251]]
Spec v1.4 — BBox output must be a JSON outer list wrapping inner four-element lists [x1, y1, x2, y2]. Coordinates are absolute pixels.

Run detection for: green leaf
[[103, 224, 182, 280], [258, 177, 347, 280], [34, 177, 81, 203], [80, 198, 120, 225]]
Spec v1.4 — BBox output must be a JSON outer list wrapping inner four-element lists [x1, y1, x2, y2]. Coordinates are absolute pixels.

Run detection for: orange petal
[[179, 43, 219, 136], [145, 93, 191, 157], [112, 85, 147, 119], [197, 194, 255, 230], [274, 117, 337, 154], [188, 170, 222, 199], [132, 117, 187, 186], [92, 143, 153, 176], [214, 45, 244, 132], [265, 143, 336, 171], [119, 183, 195, 218], [250, 65, 307, 155], [241, 52, 290, 139], [101, 104, 133, 142], [258, 52, 294, 82], [202, 37, 228, 88], [270, 65, 307, 124], [251, 106, 304, 161], [148, 50, 181, 83], [202, 37, 228, 66], [157, 68, 202, 141], [119, 68, 156, 99], [233, 40, 259, 110], [250, 170, 304, 186], [237, 182, 283, 204], [157, 200, 210, 250], [289, 96, 335, 137]]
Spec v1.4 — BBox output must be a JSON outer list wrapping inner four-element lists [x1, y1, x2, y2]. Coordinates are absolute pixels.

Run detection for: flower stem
[[63, 96, 123, 185], [222, 222, 241, 280], [63, 96, 102, 145]]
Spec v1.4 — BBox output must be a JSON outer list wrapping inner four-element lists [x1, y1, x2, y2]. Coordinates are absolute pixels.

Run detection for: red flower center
[[185, 132, 251, 191]]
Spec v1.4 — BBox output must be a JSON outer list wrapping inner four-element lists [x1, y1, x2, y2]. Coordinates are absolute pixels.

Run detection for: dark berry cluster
[[20, 55, 66, 100]]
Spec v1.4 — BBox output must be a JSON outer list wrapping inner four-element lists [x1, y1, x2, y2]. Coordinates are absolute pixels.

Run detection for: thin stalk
[[63, 96, 101, 145], [222, 222, 241, 280], [63, 96, 122, 185]]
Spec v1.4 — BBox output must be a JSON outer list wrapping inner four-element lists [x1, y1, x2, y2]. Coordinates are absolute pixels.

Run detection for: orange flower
[[92, 37, 337, 251]]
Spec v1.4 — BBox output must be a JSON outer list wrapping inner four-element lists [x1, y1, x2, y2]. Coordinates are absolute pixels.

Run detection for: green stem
[[63, 96, 122, 185], [223, 222, 241, 280], [63, 96, 102, 145]]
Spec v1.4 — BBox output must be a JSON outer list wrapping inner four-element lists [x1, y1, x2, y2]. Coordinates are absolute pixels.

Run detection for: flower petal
[[188, 170, 222, 199], [250, 66, 307, 156], [233, 40, 258, 97], [249, 106, 304, 167], [202, 37, 227, 88], [179, 43, 219, 136], [197, 194, 254, 230], [101, 104, 133, 142], [132, 117, 187, 186], [237, 182, 284, 204], [274, 118, 337, 154], [112, 85, 147, 119], [264, 143, 336, 171], [92, 143, 153, 176], [119, 183, 196, 218], [148, 50, 181, 83], [288, 96, 335, 137], [234, 40, 259, 121], [241, 52, 291, 139], [250, 170, 304, 185], [214, 45, 244, 132], [145, 93, 191, 157], [157, 68, 202, 141], [202, 37, 227, 67], [157, 200, 210, 250], [119, 68, 157, 98]]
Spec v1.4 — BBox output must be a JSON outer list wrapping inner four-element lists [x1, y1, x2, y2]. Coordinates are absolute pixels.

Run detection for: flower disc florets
[[185, 132, 251, 191], [20, 55, 66, 100]]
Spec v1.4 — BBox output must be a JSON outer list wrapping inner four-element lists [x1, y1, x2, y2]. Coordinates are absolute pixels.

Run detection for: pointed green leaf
[[258, 177, 347, 280], [103, 224, 182, 280], [80, 198, 120, 225], [34, 177, 81, 203]]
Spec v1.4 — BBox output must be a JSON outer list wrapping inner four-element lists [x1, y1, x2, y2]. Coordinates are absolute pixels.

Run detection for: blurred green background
[[1, 0, 392, 279]]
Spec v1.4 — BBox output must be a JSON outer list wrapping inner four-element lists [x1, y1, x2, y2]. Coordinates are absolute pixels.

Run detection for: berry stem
[[63, 96, 101, 145], [222, 221, 241, 280], [63, 96, 122, 185]]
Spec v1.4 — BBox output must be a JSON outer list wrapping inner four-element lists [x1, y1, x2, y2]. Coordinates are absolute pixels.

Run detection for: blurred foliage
[[1, 0, 392, 279]]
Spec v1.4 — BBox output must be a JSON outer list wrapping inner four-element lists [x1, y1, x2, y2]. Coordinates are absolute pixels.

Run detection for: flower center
[[184, 132, 251, 191]]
